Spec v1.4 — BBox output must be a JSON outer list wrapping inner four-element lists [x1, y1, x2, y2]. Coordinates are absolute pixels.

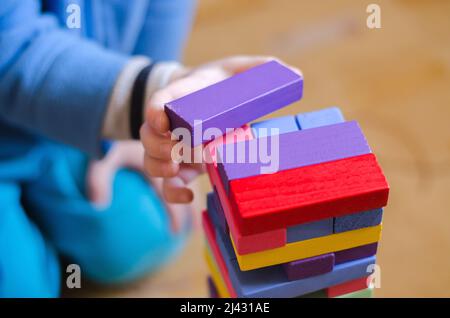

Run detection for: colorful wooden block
[[204, 247, 232, 298], [230, 153, 389, 235], [205, 211, 334, 282], [251, 116, 299, 138], [326, 276, 369, 298], [207, 276, 219, 298], [210, 184, 333, 250], [205, 209, 334, 282], [287, 218, 334, 243], [229, 223, 381, 271], [334, 209, 383, 233], [282, 243, 379, 282], [206, 163, 287, 254], [207, 190, 228, 233], [204, 212, 377, 298], [217, 121, 371, 193], [336, 287, 373, 298], [334, 243, 378, 265], [230, 226, 381, 271], [296, 107, 344, 129], [217, 121, 371, 189], [202, 212, 237, 298], [215, 226, 376, 298], [203, 213, 375, 297], [295, 108, 384, 233], [282, 253, 335, 281], [165, 61, 303, 146]]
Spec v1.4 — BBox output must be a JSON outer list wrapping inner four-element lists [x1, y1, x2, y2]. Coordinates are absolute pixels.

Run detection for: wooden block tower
[[165, 61, 389, 298]]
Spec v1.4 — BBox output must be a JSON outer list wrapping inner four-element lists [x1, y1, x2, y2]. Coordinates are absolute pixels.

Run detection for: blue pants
[[0, 141, 189, 297]]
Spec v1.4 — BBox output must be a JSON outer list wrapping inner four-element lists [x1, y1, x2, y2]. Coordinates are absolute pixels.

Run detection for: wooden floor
[[72, 0, 450, 297]]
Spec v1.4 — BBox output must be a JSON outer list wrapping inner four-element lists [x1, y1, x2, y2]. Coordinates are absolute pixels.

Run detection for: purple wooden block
[[334, 243, 378, 265], [287, 218, 333, 243], [217, 121, 371, 193], [334, 208, 383, 233], [207, 276, 219, 298], [282, 253, 335, 281], [165, 61, 303, 146]]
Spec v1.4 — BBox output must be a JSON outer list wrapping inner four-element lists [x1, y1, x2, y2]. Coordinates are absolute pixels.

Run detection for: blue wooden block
[[287, 218, 334, 243], [206, 192, 221, 230], [334, 209, 383, 233], [251, 115, 299, 138], [295, 107, 345, 130], [215, 227, 375, 298], [206, 190, 229, 234]]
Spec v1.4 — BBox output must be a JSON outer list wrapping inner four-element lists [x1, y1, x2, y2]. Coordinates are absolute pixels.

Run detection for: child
[[0, 0, 298, 297]]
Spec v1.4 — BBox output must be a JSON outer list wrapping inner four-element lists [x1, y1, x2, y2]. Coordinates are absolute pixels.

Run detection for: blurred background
[[72, 0, 450, 297]]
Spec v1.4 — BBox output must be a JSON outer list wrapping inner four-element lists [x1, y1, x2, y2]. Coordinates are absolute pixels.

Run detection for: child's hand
[[86, 141, 146, 207], [141, 56, 301, 204], [86, 140, 190, 232]]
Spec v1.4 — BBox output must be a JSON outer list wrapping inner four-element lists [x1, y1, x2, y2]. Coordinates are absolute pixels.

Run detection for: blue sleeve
[[0, 0, 129, 157], [133, 0, 197, 61]]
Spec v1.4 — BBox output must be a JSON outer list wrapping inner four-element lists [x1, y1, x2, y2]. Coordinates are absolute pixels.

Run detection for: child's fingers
[[145, 105, 170, 135], [218, 55, 302, 76], [163, 177, 194, 204], [140, 123, 176, 161], [144, 154, 179, 178], [146, 88, 173, 134], [163, 69, 229, 99], [218, 55, 276, 74]]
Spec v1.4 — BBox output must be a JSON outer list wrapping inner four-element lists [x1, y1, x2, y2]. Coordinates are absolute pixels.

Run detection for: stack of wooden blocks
[[165, 61, 390, 298]]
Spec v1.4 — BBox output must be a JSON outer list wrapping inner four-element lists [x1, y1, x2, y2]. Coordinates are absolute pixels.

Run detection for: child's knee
[[77, 210, 186, 284], [0, 242, 60, 298], [70, 170, 188, 284]]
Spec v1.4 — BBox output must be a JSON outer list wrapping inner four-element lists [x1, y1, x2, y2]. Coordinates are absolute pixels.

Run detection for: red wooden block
[[326, 276, 369, 298], [205, 125, 286, 254], [206, 163, 286, 254], [202, 211, 237, 298], [230, 154, 389, 235]]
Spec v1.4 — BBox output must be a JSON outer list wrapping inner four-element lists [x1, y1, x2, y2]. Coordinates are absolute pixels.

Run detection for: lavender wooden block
[[334, 209, 383, 233], [217, 121, 371, 193], [334, 243, 378, 265], [165, 61, 303, 146], [251, 115, 299, 138], [282, 253, 335, 281], [296, 107, 345, 129], [287, 218, 333, 243]]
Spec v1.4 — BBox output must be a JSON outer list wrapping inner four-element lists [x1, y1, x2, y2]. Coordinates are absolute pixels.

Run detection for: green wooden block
[[336, 288, 374, 298]]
